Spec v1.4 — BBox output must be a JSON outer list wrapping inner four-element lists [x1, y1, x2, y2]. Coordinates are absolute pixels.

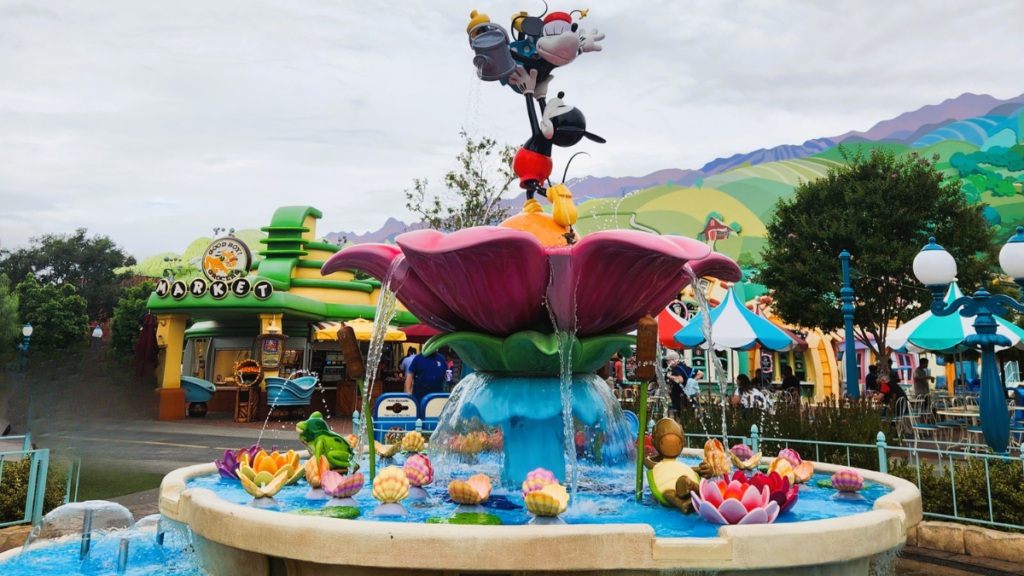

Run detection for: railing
[[0, 433, 82, 528], [678, 424, 1024, 531]]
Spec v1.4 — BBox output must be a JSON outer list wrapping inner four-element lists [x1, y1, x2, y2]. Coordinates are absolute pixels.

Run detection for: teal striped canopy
[[887, 283, 1024, 353]]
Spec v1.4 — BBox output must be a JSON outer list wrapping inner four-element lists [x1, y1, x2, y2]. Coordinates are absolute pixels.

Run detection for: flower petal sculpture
[[322, 228, 740, 337], [690, 476, 780, 525], [401, 431, 426, 454], [747, 471, 799, 514], [768, 457, 796, 484], [525, 483, 570, 517], [702, 439, 732, 478], [831, 469, 864, 492], [215, 446, 260, 480], [322, 471, 364, 500], [448, 474, 492, 505]]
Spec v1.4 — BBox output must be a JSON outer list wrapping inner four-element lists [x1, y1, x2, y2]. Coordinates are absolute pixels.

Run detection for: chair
[[933, 397, 965, 444], [901, 398, 939, 445]]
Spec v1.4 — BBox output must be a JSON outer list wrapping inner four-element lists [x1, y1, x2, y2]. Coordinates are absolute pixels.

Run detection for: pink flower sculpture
[[747, 471, 799, 514], [322, 228, 740, 337], [215, 445, 260, 480], [831, 469, 864, 492], [691, 474, 780, 525]]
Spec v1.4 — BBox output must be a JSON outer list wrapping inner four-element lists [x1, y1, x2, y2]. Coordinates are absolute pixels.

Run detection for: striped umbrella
[[674, 287, 794, 351], [887, 283, 1024, 353]]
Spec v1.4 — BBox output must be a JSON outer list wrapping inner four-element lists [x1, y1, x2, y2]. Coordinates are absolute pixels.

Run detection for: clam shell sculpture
[[729, 445, 761, 471], [371, 466, 409, 504], [448, 474, 492, 505], [792, 461, 814, 484], [374, 442, 402, 458], [304, 455, 331, 489], [730, 444, 753, 460], [778, 448, 803, 468], [322, 471, 364, 499], [403, 454, 434, 487], [522, 468, 558, 497], [703, 439, 732, 477], [831, 469, 864, 492], [401, 431, 426, 453], [524, 483, 570, 517], [768, 458, 796, 484]]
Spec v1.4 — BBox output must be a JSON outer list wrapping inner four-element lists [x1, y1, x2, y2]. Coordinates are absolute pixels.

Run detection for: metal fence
[[680, 424, 1024, 531], [0, 433, 81, 528]]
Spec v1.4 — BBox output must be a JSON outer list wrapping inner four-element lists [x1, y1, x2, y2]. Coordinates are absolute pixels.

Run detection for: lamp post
[[19, 323, 32, 369], [912, 231, 1024, 453], [840, 251, 860, 399]]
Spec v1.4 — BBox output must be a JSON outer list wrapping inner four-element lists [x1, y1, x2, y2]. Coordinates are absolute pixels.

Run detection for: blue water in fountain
[[182, 452, 891, 538]]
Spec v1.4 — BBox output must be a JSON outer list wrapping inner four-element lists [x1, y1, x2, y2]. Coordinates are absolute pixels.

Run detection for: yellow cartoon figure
[[546, 183, 577, 227], [204, 250, 237, 277]]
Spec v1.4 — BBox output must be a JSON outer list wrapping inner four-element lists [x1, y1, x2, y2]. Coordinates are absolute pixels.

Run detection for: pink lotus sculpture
[[746, 471, 799, 514], [691, 475, 780, 525], [322, 228, 740, 337]]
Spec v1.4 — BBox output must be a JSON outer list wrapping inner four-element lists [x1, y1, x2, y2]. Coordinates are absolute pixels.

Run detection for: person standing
[[405, 350, 446, 402], [399, 347, 417, 374], [751, 368, 770, 390], [865, 364, 880, 393], [780, 365, 801, 399], [666, 351, 696, 414], [888, 358, 902, 386], [913, 358, 934, 397]]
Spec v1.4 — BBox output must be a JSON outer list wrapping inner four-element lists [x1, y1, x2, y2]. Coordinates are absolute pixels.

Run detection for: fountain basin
[[158, 451, 921, 576]]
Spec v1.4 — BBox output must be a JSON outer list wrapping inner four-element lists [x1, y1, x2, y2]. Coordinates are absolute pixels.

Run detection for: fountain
[[0, 7, 922, 575]]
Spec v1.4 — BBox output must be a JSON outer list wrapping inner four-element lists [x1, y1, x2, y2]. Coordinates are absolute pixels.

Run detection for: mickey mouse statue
[[468, 5, 604, 243]]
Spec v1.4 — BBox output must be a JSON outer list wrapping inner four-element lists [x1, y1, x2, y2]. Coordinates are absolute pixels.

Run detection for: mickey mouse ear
[[583, 131, 606, 144]]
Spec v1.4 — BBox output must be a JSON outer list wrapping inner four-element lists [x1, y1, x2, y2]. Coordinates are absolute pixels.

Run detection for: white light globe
[[999, 227, 1024, 280], [22, 324, 33, 337], [913, 238, 957, 286]]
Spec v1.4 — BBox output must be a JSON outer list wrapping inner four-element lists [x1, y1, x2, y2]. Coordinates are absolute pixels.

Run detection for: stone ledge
[[914, 521, 1024, 565], [917, 521, 965, 555], [0, 525, 32, 554]]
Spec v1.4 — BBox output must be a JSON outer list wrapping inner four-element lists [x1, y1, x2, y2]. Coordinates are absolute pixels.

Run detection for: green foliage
[[16, 273, 89, 351], [695, 177, 704, 189], [0, 457, 67, 524], [676, 397, 899, 471], [889, 457, 1024, 532], [405, 130, 517, 232], [0, 229, 135, 321], [757, 147, 995, 358], [109, 281, 156, 359], [949, 149, 1024, 197], [0, 274, 20, 353]]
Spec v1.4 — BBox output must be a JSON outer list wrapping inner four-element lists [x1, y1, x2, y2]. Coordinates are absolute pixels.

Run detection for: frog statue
[[643, 419, 710, 514], [296, 412, 358, 474]]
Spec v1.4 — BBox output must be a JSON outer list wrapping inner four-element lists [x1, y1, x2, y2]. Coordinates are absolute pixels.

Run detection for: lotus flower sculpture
[[691, 476, 780, 525], [322, 228, 739, 338], [403, 454, 434, 500], [322, 471, 364, 507], [768, 457, 795, 484], [831, 469, 864, 493], [448, 474, 492, 507], [371, 466, 410, 516], [239, 450, 303, 487], [215, 445, 261, 480], [747, 471, 799, 514]]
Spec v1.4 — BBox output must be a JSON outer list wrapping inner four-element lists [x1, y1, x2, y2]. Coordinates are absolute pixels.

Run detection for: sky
[[1, 0, 1023, 258]]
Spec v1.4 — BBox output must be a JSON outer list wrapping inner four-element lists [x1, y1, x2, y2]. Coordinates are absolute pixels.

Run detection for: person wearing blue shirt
[[405, 351, 447, 402], [399, 347, 417, 374]]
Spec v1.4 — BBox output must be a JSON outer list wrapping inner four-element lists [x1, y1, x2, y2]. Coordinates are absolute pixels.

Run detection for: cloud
[[0, 0, 1022, 258]]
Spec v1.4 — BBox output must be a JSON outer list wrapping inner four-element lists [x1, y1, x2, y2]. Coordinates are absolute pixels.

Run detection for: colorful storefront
[[146, 206, 416, 420]]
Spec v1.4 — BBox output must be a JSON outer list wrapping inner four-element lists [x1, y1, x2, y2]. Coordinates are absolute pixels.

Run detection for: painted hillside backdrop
[[331, 92, 1024, 269]]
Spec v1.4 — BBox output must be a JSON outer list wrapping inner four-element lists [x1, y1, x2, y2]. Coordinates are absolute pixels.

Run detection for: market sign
[[201, 237, 252, 282]]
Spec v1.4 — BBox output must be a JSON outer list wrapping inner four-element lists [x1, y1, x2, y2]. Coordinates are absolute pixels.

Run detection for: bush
[[0, 456, 67, 524], [109, 281, 155, 359], [676, 396, 898, 471], [890, 456, 1024, 532]]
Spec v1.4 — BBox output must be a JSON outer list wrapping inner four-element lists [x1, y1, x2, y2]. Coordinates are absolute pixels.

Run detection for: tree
[[0, 274, 19, 354], [15, 273, 89, 351], [757, 147, 996, 362], [405, 130, 517, 232], [0, 229, 135, 321], [109, 281, 155, 359]]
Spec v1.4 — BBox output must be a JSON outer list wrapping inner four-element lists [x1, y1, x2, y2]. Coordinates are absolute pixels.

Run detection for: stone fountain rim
[[156, 448, 922, 572]]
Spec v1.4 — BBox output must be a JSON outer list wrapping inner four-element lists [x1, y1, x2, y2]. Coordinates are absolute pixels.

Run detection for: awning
[[400, 323, 441, 344], [310, 319, 407, 342]]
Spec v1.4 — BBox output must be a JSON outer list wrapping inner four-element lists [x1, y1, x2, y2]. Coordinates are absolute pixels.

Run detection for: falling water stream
[[355, 256, 404, 454], [684, 265, 730, 445], [546, 249, 580, 502]]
